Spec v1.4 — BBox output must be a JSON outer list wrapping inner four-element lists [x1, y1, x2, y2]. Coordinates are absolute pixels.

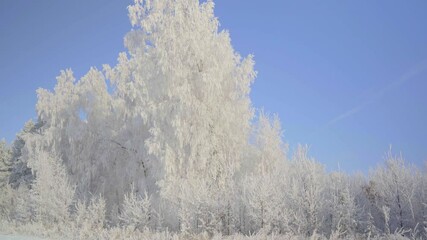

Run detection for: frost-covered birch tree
[[288, 145, 326, 236], [241, 112, 288, 234], [370, 151, 419, 233], [111, 0, 256, 232]]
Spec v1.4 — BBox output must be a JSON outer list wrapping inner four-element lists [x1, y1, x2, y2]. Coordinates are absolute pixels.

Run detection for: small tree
[[241, 112, 287, 233], [288, 145, 326, 236], [0, 140, 13, 219], [73, 196, 106, 239], [326, 172, 357, 237], [370, 150, 417, 233], [0, 140, 12, 187], [120, 188, 154, 230], [8, 120, 41, 189], [28, 149, 75, 225]]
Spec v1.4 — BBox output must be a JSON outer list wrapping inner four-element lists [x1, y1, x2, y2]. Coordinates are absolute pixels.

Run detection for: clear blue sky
[[1, 1, 426, 173]]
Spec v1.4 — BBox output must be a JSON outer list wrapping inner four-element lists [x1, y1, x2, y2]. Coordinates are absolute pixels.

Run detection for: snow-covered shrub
[[73, 196, 106, 239], [120, 189, 154, 230]]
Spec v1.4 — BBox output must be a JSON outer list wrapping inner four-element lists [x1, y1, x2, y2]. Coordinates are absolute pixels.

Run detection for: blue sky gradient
[[1, 1, 426, 173]]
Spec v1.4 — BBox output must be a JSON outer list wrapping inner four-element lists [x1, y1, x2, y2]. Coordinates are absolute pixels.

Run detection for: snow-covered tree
[[287, 145, 326, 237], [241, 112, 288, 234], [28, 149, 75, 225], [120, 187, 154, 230], [31, 67, 153, 221], [12, 184, 35, 224], [325, 172, 357, 237], [0, 140, 11, 188], [8, 120, 42, 189], [108, 0, 256, 232], [73, 196, 106, 239], [0, 140, 13, 218], [370, 151, 418, 233]]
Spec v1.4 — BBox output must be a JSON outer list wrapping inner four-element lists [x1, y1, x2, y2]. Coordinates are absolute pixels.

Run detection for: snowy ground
[[0, 234, 42, 240]]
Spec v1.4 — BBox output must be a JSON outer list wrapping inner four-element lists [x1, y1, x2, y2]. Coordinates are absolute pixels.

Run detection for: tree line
[[1, 0, 426, 239]]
